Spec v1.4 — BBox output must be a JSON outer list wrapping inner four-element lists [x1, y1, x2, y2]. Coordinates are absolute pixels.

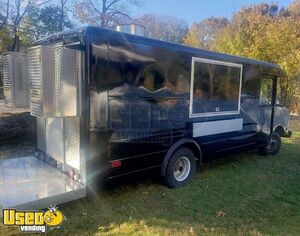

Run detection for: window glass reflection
[[192, 60, 241, 114]]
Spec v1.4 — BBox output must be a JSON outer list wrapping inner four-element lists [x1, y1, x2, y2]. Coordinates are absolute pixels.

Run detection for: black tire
[[164, 147, 196, 188], [259, 132, 281, 156]]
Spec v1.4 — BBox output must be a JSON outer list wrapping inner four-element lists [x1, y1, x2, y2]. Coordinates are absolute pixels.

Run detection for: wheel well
[[180, 143, 202, 163], [274, 126, 285, 137], [161, 139, 202, 176]]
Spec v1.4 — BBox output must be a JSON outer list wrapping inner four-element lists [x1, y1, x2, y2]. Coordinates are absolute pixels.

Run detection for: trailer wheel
[[164, 147, 196, 188], [259, 132, 281, 156]]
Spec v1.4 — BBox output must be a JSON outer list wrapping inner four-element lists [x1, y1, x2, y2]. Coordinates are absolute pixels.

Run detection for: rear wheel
[[259, 132, 281, 156], [164, 147, 196, 188]]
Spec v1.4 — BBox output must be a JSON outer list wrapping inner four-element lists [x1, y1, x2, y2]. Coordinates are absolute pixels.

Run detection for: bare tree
[[59, 0, 67, 31], [0, 0, 10, 29], [73, 0, 142, 28], [10, 0, 39, 51], [136, 14, 189, 43]]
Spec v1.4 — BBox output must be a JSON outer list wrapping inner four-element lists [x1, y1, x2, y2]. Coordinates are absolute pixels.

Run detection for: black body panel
[[36, 26, 290, 179]]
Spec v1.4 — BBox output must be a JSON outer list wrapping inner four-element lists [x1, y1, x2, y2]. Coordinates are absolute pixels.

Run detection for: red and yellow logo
[[3, 206, 64, 233]]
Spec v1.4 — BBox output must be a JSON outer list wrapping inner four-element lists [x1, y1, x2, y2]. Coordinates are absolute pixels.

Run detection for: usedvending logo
[[2, 206, 65, 233]]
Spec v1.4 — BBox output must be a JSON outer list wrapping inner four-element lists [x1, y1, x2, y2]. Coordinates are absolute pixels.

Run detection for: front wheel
[[164, 147, 196, 188], [259, 132, 281, 156]]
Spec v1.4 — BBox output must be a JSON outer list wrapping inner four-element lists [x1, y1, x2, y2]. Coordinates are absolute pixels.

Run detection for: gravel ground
[[0, 112, 35, 139], [0, 137, 36, 160], [0, 111, 36, 160]]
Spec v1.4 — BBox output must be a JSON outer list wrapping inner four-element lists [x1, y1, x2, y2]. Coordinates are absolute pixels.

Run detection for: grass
[[1, 120, 300, 236]]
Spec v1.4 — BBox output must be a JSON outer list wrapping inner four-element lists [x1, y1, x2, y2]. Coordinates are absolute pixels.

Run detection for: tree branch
[[0, 0, 10, 29], [106, 0, 120, 10], [16, 0, 33, 25], [88, 0, 102, 15], [108, 9, 132, 19]]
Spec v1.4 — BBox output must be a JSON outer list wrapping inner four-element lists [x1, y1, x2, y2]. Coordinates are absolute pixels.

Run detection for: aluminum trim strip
[[193, 118, 243, 137]]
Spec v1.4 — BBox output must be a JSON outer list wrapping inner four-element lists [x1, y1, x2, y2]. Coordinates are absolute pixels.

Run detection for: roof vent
[[116, 24, 146, 37]]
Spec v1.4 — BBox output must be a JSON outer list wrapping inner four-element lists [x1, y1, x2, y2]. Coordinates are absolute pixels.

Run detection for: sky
[[131, 0, 293, 26]]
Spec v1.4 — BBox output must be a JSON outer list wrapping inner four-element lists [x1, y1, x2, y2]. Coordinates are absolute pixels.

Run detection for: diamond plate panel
[[2, 53, 12, 107], [2, 52, 29, 108], [0, 156, 85, 212], [28, 46, 82, 117], [54, 47, 82, 116]]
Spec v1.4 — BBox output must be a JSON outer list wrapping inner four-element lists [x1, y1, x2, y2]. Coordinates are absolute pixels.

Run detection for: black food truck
[[0, 26, 292, 211]]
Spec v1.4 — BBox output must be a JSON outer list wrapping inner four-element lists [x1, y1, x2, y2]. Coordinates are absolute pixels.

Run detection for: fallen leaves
[[216, 210, 225, 217], [189, 226, 196, 236], [98, 225, 111, 232]]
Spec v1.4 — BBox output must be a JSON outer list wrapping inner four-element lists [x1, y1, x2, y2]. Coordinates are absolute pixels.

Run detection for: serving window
[[189, 57, 242, 117]]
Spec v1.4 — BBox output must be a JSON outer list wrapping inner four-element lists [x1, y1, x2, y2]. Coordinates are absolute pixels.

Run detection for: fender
[[274, 125, 292, 138], [161, 138, 202, 176]]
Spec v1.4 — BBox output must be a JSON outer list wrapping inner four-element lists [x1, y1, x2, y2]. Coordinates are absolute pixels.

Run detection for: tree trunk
[[101, 0, 107, 28], [60, 0, 64, 31], [11, 26, 19, 52]]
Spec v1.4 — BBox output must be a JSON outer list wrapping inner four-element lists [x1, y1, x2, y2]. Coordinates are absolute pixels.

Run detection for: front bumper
[[283, 130, 292, 138]]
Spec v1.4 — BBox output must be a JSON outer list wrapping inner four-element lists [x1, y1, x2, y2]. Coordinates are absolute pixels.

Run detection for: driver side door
[[258, 76, 276, 139]]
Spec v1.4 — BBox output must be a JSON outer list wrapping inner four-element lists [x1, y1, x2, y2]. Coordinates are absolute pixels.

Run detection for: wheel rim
[[173, 156, 191, 182], [267, 136, 278, 152]]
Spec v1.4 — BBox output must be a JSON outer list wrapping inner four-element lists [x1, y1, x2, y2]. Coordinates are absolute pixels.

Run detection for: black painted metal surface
[[36, 26, 290, 179]]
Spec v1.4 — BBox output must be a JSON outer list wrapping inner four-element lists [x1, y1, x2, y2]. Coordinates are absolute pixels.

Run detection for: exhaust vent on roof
[[116, 24, 146, 37]]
